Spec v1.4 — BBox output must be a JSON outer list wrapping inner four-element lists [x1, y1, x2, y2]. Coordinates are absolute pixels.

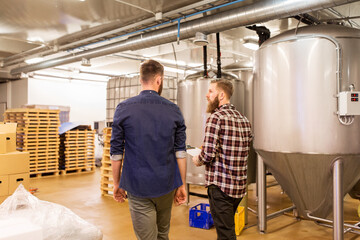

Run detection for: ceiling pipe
[[10, 0, 360, 75], [2, 0, 223, 67]]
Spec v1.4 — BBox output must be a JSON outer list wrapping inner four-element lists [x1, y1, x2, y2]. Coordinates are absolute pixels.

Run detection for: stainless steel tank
[[177, 70, 245, 185], [254, 25, 360, 218]]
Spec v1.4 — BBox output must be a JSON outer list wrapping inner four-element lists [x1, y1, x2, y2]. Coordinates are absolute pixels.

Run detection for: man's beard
[[206, 95, 220, 113], [158, 80, 163, 96]]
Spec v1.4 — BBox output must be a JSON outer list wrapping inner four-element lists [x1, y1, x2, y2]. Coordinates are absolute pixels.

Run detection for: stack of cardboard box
[[0, 123, 30, 203]]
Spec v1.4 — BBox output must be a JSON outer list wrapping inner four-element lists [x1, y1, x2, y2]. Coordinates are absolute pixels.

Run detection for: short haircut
[[140, 59, 164, 84], [211, 79, 234, 99]]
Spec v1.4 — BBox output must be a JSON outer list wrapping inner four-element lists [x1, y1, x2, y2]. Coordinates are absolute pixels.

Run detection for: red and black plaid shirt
[[198, 103, 252, 198]]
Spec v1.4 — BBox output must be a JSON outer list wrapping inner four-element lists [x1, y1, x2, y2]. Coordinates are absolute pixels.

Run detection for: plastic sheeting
[[0, 184, 103, 240]]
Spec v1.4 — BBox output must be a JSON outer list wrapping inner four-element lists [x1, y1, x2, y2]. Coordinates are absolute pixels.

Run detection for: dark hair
[[140, 60, 164, 84], [211, 79, 234, 99]]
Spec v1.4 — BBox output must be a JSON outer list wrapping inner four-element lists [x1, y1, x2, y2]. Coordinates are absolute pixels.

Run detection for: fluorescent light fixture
[[153, 58, 186, 67], [25, 57, 44, 64], [164, 66, 196, 74], [153, 58, 200, 69], [243, 39, 259, 50]]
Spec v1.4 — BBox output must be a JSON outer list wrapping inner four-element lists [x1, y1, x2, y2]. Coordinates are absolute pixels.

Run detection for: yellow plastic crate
[[235, 206, 245, 235]]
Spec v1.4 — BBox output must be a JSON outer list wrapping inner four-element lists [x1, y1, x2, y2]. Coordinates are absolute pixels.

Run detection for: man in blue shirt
[[110, 59, 187, 240]]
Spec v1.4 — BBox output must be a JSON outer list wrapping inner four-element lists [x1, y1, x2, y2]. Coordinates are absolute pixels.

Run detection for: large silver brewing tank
[[254, 25, 360, 218], [178, 70, 244, 185], [223, 63, 257, 184]]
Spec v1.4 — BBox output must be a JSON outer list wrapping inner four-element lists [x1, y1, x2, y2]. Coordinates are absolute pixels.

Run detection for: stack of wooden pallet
[[4, 109, 60, 178], [100, 127, 115, 197], [59, 125, 95, 175]]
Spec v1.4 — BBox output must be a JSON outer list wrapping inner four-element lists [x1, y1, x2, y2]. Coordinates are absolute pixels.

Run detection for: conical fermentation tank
[[178, 70, 245, 185], [254, 25, 360, 218]]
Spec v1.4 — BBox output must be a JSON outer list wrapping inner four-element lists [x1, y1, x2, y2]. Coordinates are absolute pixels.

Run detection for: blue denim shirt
[[110, 90, 187, 198]]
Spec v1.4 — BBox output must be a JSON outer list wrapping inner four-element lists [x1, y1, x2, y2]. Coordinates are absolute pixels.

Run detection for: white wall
[[10, 79, 28, 108], [28, 77, 107, 126], [0, 83, 7, 102], [0, 79, 29, 121], [0, 82, 7, 121]]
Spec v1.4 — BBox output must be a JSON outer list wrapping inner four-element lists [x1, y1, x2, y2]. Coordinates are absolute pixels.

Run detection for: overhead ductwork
[[10, 0, 360, 75]]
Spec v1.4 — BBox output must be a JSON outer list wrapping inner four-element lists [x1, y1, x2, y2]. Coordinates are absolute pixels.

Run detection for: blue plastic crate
[[189, 203, 214, 229]]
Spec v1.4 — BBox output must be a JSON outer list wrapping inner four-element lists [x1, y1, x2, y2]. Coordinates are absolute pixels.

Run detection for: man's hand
[[192, 155, 202, 166], [113, 186, 127, 203], [174, 185, 187, 206]]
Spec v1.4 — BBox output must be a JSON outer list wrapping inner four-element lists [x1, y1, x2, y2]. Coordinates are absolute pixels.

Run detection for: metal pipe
[[267, 206, 296, 220], [203, 46, 208, 78], [315, 222, 360, 235], [333, 158, 344, 240], [257, 154, 266, 233], [306, 213, 360, 231], [32, 73, 108, 83], [326, 8, 360, 29], [216, 32, 221, 78], [10, 0, 359, 75], [3, 0, 244, 67]]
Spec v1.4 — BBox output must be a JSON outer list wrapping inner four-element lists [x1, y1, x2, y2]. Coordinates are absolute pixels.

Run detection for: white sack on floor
[[0, 184, 103, 240]]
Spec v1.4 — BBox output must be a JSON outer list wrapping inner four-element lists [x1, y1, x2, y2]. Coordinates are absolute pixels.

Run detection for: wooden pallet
[[30, 161, 59, 168], [60, 167, 95, 175], [103, 127, 112, 135], [16, 126, 59, 130], [19, 140, 60, 145], [100, 128, 114, 197], [5, 108, 61, 175], [101, 183, 114, 198], [30, 171, 60, 178], [18, 134, 59, 139], [59, 127, 96, 173]]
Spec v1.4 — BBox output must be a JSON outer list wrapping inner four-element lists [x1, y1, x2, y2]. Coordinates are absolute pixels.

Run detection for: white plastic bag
[[0, 184, 103, 240]]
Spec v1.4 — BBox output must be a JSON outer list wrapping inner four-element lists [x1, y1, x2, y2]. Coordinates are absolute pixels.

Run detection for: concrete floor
[[28, 167, 360, 240]]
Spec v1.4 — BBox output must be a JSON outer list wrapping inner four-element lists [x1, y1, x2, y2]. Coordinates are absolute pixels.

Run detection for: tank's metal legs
[[257, 154, 266, 233], [186, 183, 190, 205], [333, 158, 344, 240]]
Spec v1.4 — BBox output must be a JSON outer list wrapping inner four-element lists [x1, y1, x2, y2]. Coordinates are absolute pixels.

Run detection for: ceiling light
[[193, 32, 208, 46], [25, 57, 44, 64], [243, 39, 259, 50]]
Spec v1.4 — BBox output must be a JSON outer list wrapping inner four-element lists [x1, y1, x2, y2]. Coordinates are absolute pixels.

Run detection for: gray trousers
[[127, 190, 175, 240]]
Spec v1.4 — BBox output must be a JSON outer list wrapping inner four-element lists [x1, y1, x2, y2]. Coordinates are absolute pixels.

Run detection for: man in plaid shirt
[[193, 79, 252, 240]]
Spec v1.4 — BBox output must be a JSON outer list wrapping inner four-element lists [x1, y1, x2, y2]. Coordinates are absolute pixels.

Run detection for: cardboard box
[[0, 123, 17, 154], [0, 195, 7, 204], [0, 175, 9, 197], [0, 152, 29, 175], [9, 173, 29, 194]]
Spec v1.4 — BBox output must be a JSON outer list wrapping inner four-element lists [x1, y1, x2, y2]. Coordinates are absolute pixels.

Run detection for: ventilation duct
[[10, 0, 359, 75]]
